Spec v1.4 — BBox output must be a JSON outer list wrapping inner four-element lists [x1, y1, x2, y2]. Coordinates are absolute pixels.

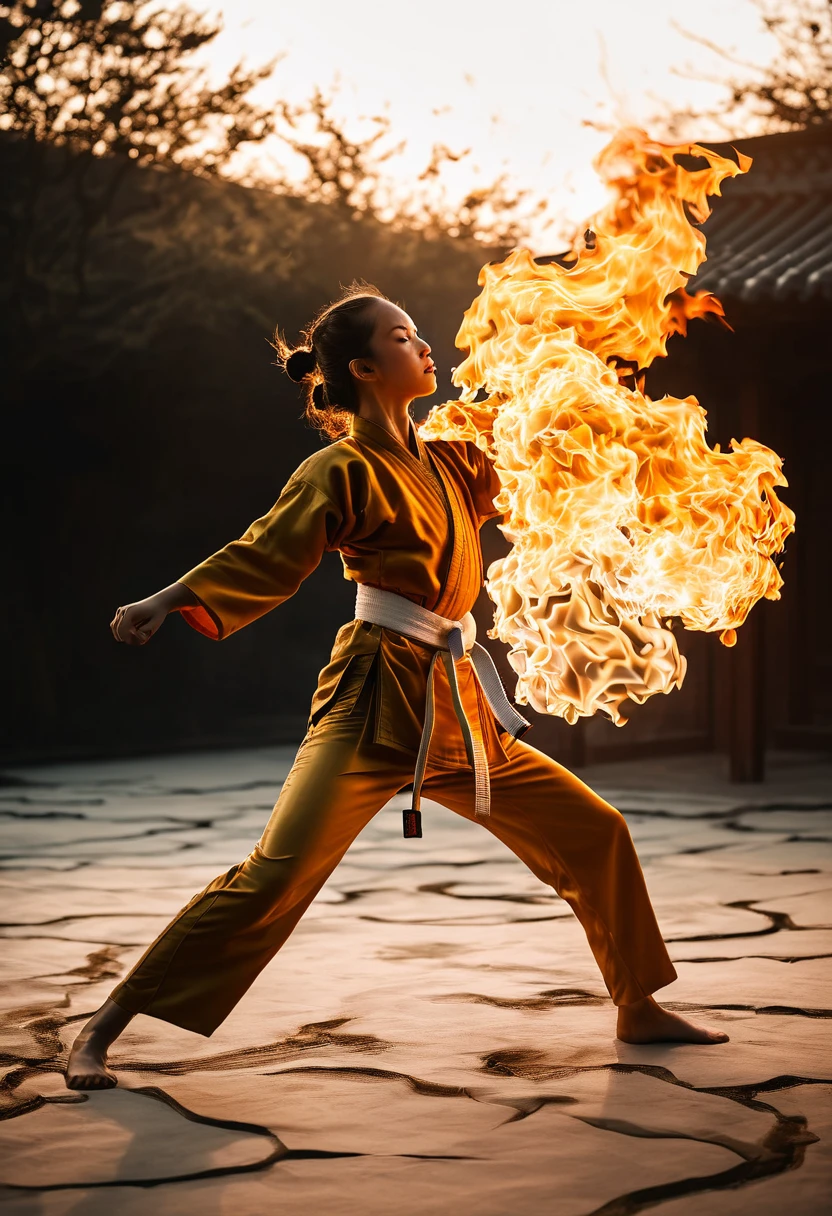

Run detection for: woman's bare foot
[[616, 994, 730, 1045], [65, 1036, 117, 1089], [65, 998, 135, 1090]]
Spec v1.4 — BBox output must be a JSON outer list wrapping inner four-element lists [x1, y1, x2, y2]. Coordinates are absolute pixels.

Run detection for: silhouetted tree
[[0, 0, 279, 382], [0, 0, 278, 172], [662, 0, 832, 136], [270, 85, 542, 246]]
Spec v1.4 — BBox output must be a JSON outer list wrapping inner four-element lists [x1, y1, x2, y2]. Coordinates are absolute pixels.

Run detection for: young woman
[[66, 285, 728, 1090]]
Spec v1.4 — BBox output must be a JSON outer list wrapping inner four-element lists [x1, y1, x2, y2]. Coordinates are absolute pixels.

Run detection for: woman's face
[[358, 299, 436, 401]]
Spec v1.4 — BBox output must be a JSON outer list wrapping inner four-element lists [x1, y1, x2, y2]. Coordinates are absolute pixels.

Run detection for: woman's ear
[[349, 357, 376, 381]]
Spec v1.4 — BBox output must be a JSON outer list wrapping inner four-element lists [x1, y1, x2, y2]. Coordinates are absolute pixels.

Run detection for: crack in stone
[[728, 897, 829, 930], [157, 781, 285, 797], [0, 995, 76, 1064], [1, 1071, 477, 1192], [774, 869, 823, 875], [0, 821, 224, 858], [104, 1018, 394, 1076], [0, 913, 180, 930], [677, 843, 736, 856], [666, 897, 829, 944], [435, 988, 609, 1011], [358, 913, 569, 925], [0, 860, 93, 873], [0, 935, 153, 949], [67, 945, 125, 983], [664, 1001, 832, 1019], [733, 802, 832, 814], [265, 1062, 481, 1101], [680, 953, 832, 964], [0, 1083, 290, 1190], [724, 823, 829, 839], [583, 1099, 816, 1216], [387, 858, 495, 870], [0, 796, 106, 808], [435, 986, 830, 1016], [479, 1056, 822, 1212], [610, 801, 832, 823], [570, 1113, 758, 1160], [0, 776, 59, 789], [417, 880, 563, 907], [583, 1127, 812, 1216], [0, 810, 87, 820]]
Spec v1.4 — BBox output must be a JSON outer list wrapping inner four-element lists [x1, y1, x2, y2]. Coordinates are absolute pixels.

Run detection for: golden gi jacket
[[176, 412, 512, 768]]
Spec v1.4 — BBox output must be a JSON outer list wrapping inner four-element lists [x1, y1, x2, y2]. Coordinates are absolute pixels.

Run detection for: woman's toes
[[65, 1067, 117, 1090]]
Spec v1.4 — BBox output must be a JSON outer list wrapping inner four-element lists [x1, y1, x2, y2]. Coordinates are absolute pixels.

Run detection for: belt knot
[[354, 584, 531, 837]]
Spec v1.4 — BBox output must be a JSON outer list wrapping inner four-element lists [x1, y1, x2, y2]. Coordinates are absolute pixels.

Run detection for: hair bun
[[285, 347, 317, 383]]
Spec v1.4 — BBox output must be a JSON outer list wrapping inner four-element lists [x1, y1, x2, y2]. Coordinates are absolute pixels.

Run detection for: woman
[[66, 284, 728, 1090]]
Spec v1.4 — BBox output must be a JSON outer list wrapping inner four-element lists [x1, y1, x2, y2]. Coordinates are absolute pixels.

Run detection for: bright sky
[[196, 0, 777, 244]]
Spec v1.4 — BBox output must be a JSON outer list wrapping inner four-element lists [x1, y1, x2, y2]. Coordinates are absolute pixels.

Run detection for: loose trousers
[[109, 652, 678, 1036]]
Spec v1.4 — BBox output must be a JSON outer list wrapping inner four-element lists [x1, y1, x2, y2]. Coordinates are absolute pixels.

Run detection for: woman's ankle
[[77, 998, 135, 1047], [618, 994, 654, 1012]]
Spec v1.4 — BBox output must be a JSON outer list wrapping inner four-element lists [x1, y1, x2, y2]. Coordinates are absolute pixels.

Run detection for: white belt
[[354, 584, 531, 837]]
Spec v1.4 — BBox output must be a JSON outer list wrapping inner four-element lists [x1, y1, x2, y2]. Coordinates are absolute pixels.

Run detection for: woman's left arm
[[463, 440, 504, 525]]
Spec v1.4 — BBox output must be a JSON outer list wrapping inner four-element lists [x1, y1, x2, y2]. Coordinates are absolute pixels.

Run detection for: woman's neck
[[357, 398, 413, 448]]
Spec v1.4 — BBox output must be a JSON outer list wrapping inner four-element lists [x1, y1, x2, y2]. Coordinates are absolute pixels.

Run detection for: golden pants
[[109, 652, 678, 1036]]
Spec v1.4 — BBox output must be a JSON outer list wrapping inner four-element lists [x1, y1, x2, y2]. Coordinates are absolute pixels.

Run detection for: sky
[[192, 0, 778, 244]]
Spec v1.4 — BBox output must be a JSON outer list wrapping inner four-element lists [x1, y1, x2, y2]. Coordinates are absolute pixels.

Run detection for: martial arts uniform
[[109, 413, 677, 1035]]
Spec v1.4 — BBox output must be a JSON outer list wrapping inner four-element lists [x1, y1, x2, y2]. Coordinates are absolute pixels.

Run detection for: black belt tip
[[403, 809, 422, 838]]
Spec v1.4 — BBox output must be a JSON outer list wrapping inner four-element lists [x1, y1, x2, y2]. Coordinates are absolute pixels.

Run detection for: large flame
[[419, 129, 795, 725]]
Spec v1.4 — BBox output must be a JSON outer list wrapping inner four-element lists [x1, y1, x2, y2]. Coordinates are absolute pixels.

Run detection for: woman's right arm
[[110, 581, 199, 646], [111, 459, 362, 647]]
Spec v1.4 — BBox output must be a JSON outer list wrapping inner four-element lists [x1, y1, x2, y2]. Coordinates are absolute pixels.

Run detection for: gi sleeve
[[464, 441, 504, 525], [177, 474, 352, 640]]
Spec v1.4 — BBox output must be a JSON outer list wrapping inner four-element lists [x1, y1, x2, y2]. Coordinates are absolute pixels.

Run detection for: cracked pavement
[[0, 746, 829, 1214]]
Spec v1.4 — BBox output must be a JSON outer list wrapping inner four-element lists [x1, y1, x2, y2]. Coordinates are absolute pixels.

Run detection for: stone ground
[[0, 745, 829, 1214]]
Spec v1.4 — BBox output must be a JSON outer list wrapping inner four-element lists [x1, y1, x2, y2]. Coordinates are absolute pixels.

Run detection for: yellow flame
[[419, 129, 795, 726]]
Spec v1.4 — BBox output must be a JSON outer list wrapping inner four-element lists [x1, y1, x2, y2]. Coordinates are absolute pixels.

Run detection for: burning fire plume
[[419, 129, 795, 725]]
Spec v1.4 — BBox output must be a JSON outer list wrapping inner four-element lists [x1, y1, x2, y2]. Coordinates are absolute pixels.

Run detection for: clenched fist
[[110, 583, 198, 646]]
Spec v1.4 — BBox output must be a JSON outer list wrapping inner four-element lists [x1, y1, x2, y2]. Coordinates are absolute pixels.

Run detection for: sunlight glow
[[188, 0, 776, 243]]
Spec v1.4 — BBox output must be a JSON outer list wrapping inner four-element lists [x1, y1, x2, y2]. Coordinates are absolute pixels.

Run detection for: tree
[[0, 0, 278, 174], [662, 0, 832, 136], [0, 0, 281, 383], [266, 85, 542, 248]]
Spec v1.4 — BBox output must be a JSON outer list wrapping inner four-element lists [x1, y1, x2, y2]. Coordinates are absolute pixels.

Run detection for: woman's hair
[[272, 282, 390, 441]]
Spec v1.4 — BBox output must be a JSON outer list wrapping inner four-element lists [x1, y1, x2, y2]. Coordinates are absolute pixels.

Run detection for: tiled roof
[[691, 127, 832, 303]]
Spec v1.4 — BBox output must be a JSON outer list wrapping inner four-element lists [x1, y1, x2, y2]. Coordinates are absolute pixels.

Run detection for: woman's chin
[[417, 376, 438, 399]]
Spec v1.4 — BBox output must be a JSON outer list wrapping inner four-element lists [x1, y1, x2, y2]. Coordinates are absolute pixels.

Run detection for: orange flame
[[419, 129, 795, 726]]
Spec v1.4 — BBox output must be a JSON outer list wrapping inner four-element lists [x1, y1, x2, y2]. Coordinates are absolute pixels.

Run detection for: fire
[[419, 130, 795, 726]]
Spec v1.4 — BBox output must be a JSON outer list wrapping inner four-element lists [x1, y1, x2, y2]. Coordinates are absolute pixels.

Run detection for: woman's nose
[[420, 338, 432, 357]]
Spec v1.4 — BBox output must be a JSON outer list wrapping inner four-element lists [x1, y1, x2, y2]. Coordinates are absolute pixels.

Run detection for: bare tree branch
[[656, 0, 832, 136]]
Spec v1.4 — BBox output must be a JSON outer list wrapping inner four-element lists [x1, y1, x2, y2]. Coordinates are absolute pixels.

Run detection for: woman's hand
[[110, 582, 198, 646]]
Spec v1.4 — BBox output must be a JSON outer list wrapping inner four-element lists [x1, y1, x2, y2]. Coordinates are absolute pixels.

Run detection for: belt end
[[403, 809, 422, 839]]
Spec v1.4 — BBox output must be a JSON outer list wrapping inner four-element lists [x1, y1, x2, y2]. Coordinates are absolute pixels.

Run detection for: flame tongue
[[420, 129, 795, 726]]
